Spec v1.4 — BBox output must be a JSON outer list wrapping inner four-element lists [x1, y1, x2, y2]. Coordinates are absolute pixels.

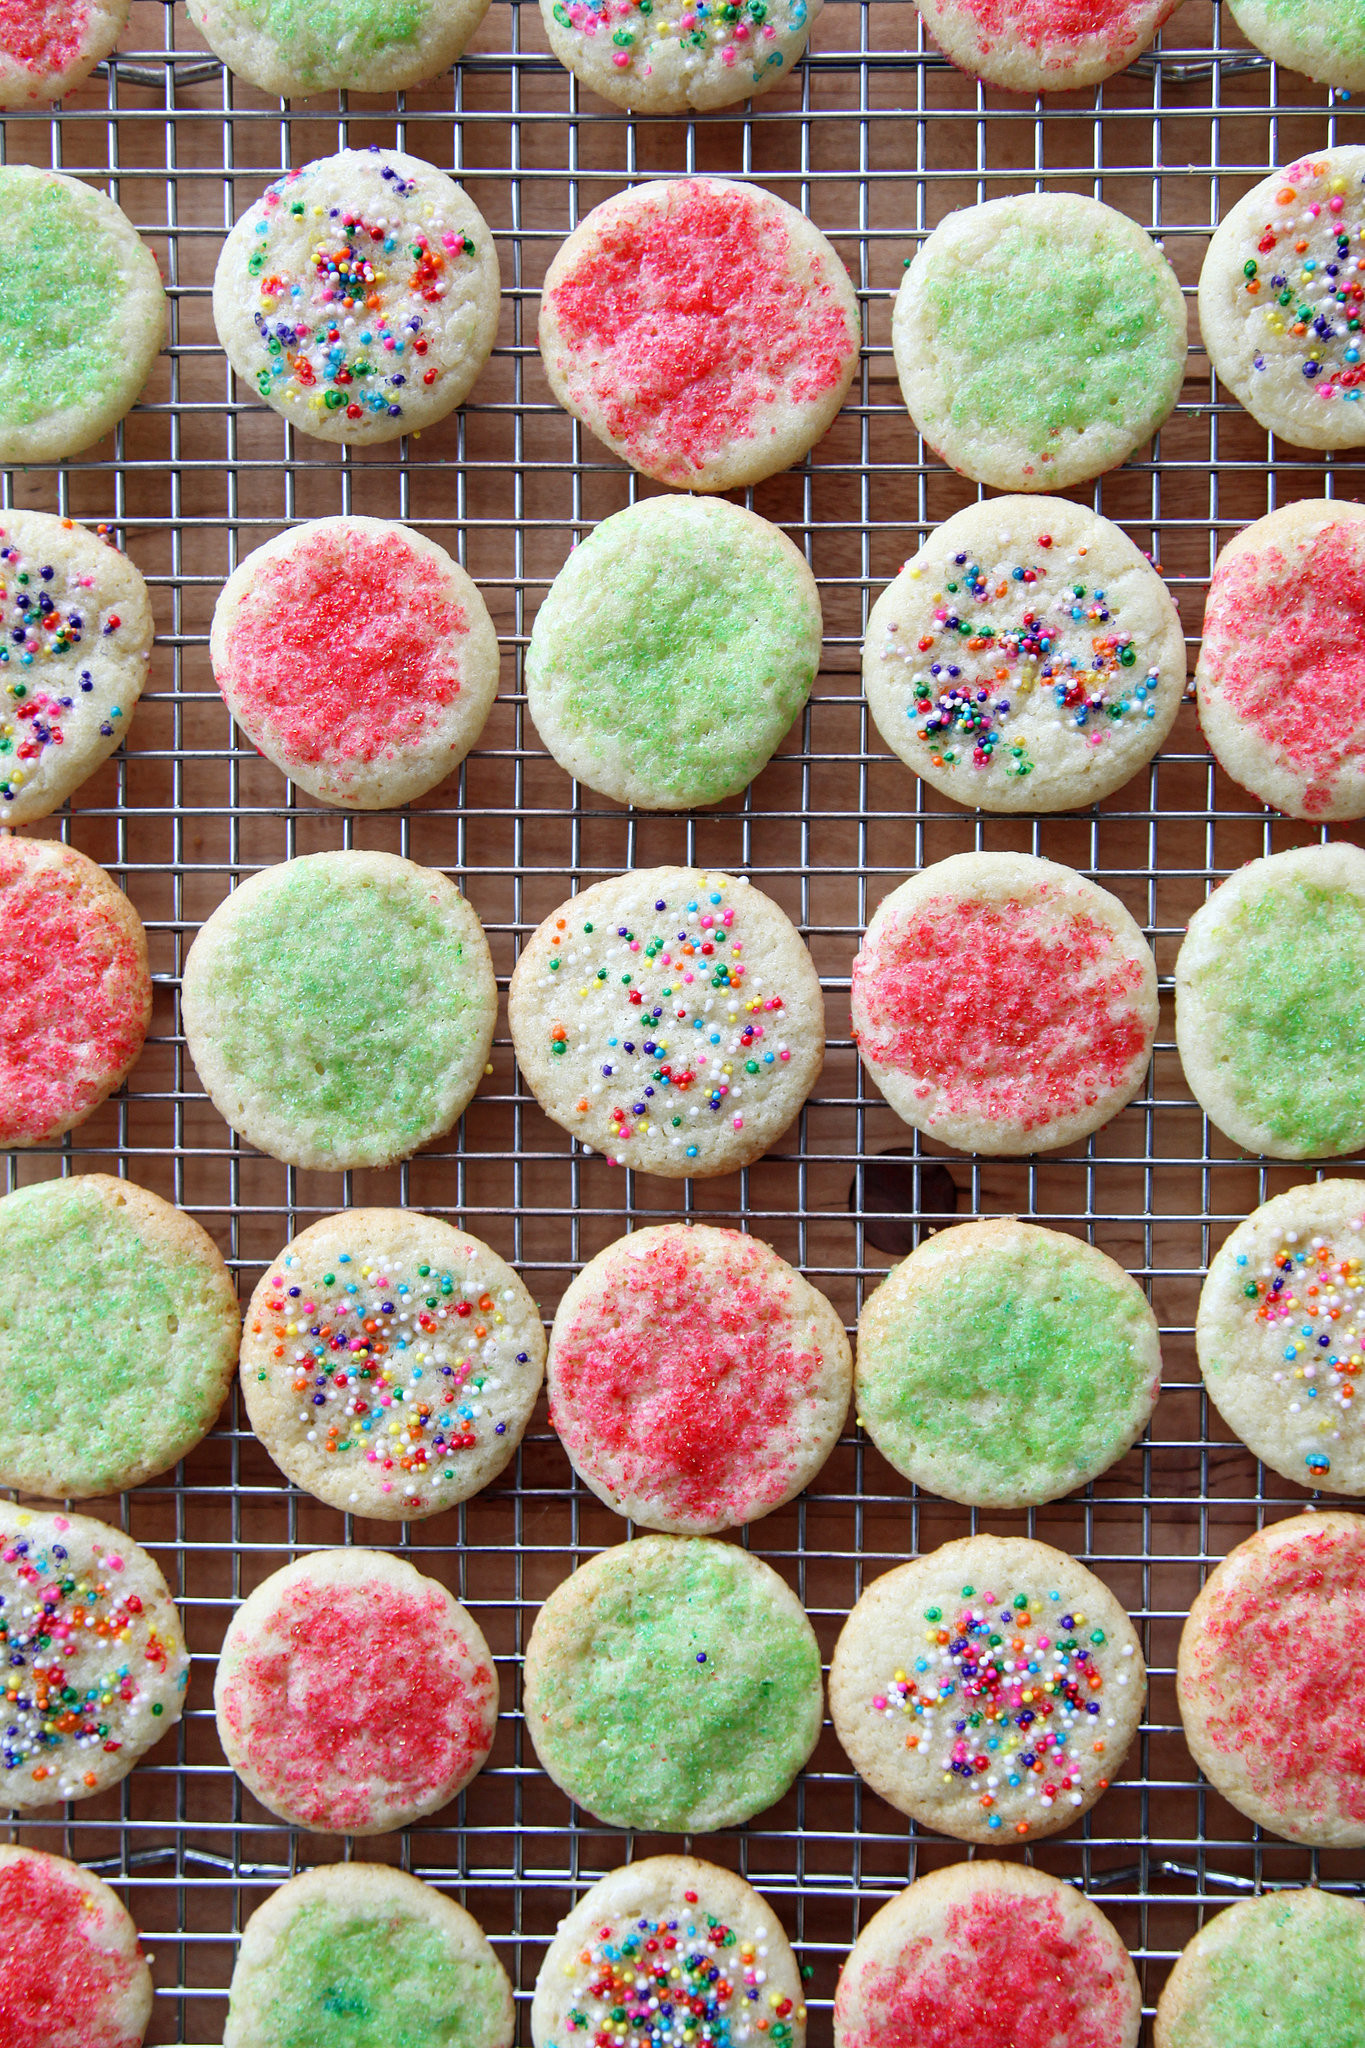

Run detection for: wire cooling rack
[[4, 0, 1365, 2040]]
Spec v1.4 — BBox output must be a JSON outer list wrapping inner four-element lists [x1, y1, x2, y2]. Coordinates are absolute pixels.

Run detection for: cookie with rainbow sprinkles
[[538, 0, 817, 111], [0, 0, 128, 106], [0, 1845, 153, 2048], [189, 0, 490, 95], [912, 0, 1181, 93], [1226, 0, 1365, 96], [1200, 147, 1365, 448], [213, 147, 499, 447], [1177, 1511, 1365, 1848], [1155, 1888, 1365, 2048]]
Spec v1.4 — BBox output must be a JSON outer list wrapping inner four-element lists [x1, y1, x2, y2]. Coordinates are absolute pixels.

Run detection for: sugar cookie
[[1155, 1888, 1365, 2048], [0, 0, 128, 107], [539, 0, 817, 112], [1226, 2, 1365, 97], [0, 1845, 153, 2048], [913, 0, 1181, 93], [188, 0, 491, 96]]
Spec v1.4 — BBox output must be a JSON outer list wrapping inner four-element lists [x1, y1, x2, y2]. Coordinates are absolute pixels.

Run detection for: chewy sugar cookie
[[914, 0, 1180, 92], [0, 1846, 153, 2048], [864, 497, 1185, 811], [213, 148, 499, 446], [527, 498, 821, 810], [1175, 841, 1365, 1160], [834, 1863, 1141, 2048], [189, 0, 490, 96], [0, 1504, 189, 1811], [0, 511, 153, 824], [1198, 1181, 1365, 1493], [894, 193, 1186, 491], [241, 1209, 546, 1519], [225, 1864, 515, 2048], [211, 517, 500, 809], [1177, 1511, 1365, 1847], [547, 1224, 850, 1532], [539, 178, 859, 492], [0, 166, 165, 465], [1200, 148, 1365, 449], [509, 867, 825, 1177], [1196, 500, 1365, 820], [0, 1175, 239, 1500], [0, 0, 127, 107], [1155, 1889, 1365, 2048], [539, 0, 816, 112], [181, 851, 496, 1171], [830, 1536, 1145, 1842], [533, 1858, 806, 2048], [523, 1535, 823, 1832], [1226, 1, 1365, 91], [0, 838, 151, 1149], [215, 1548, 498, 1833], [851, 851, 1157, 1155], [856, 1218, 1162, 1509]]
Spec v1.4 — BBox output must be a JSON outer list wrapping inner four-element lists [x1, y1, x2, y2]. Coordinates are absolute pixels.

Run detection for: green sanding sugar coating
[[1256, 0, 1365, 55], [1163, 1891, 1365, 2048], [526, 1537, 822, 1831], [231, 1899, 507, 2048], [0, 172, 124, 428], [241, 0, 427, 78], [857, 1226, 1157, 1508]]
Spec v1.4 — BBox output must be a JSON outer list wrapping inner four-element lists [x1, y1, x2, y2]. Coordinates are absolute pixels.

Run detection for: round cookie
[[210, 517, 500, 810], [522, 1535, 823, 1832], [0, 1174, 239, 1500], [0, 838, 151, 1148], [851, 851, 1158, 1155], [240, 1209, 546, 1519], [0, 0, 128, 107], [214, 1548, 498, 1834], [863, 496, 1186, 812], [0, 511, 153, 824], [539, 178, 859, 492], [1174, 841, 1365, 1160], [0, 165, 165, 465], [180, 850, 496, 1172], [1197, 1181, 1365, 1492], [856, 1218, 1162, 1509], [188, 0, 490, 95], [833, 1862, 1141, 2048], [508, 867, 825, 1178], [1226, 0, 1365, 91], [532, 1858, 806, 2048], [1199, 149, 1365, 450], [526, 498, 822, 810], [1155, 1888, 1365, 2048], [893, 192, 1186, 491], [225, 1863, 514, 2048], [212, 148, 499, 447], [830, 1537, 1145, 1842], [538, 0, 817, 113], [0, 1845, 153, 2048], [913, 0, 1180, 92], [0, 1504, 189, 1811], [1177, 1510, 1365, 1847], [546, 1224, 851, 1532], [1196, 500, 1365, 820]]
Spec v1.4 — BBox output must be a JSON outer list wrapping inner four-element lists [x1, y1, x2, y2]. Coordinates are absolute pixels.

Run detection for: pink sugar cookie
[[0, 836, 150, 1148], [211, 517, 500, 811], [0, 1844, 153, 2048], [0, 0, 128, 107], [214, 1548, 498, 1835], [1197, 499, 1365, 820], [539, 178, 860, 493], [547, 1224, 851, 1534], [1177, 1510, 1365, 1848], [851, 850, 1157, 1156], [914, 0, 1181, 93]]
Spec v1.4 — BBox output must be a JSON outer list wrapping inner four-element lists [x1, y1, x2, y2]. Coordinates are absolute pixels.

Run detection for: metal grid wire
[[4, 0, 1365, 2039]]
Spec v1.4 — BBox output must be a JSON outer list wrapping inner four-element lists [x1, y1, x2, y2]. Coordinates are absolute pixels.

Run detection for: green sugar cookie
[[1175, 841, 1365, 1160], [0, 1175, 239, 1499], [180, 851, 497, 1172], [1155, 1889, 1365, 2048], [187, 0, 490, 96], [1227, 7, 1365, 104], [522, 1535, 823, 1832], [526, 498, 822, 811], [856, 1218, 1162, 1509]]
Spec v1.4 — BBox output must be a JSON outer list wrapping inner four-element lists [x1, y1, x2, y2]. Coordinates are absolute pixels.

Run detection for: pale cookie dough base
[[187, 0, 490, 95], [1154, 1889, 1365, 2048], [1227, 0, 1365, 96]]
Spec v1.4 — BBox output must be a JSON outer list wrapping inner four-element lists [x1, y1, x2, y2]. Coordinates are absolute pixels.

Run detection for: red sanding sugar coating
[[841, 1891, 1131, 2048], [0, 0, 88, 75], [1201, 527, 1365, 815], [550, 1234, 822, 1523], [948, 0, 1164, 62], [1192, 1521, 1365, 1831], [219, 529, 468, 767], [219, 1580, 495, 1831], [0, 1857, 142, 2048], [547, 182, 854, 481], [0, 845, 146, 1147], [853, 892, 1148, 1131]]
